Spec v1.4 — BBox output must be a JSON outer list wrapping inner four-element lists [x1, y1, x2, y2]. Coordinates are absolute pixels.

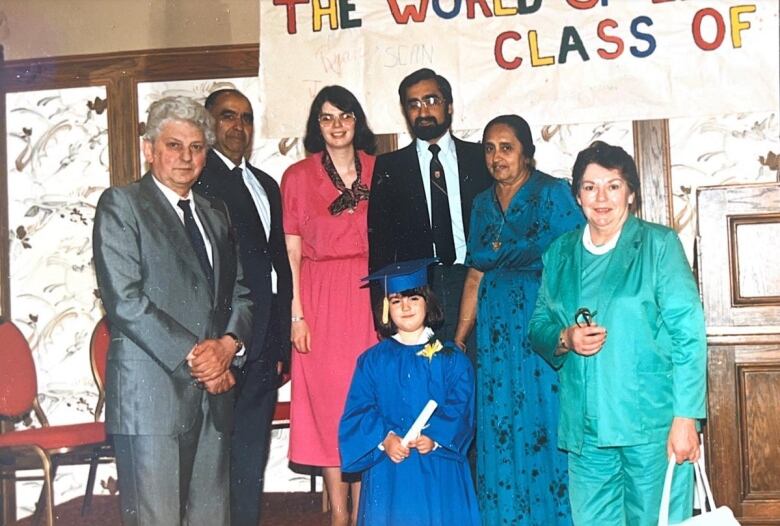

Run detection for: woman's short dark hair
[[397, 68, 454, 106], [376, 285, 444, 338], [571, 140, 642, 211], [303, 85, 376, 154], [483, 114, 536, 167]]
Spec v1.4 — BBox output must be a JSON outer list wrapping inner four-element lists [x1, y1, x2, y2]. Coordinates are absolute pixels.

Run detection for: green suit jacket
[[529, 215, 707, 453]]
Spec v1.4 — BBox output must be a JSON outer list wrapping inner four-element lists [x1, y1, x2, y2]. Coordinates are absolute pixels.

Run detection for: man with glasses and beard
[[368, 68, 490, 356]]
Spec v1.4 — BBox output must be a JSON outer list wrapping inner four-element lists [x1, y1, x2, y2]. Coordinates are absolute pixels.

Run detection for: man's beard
[[411, 113, 451, 141]]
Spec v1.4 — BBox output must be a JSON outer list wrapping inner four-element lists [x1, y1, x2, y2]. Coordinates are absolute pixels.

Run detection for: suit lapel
[[139, 173, 215, 301], [194, 193, 224, 303], [453, 137, 482, 238], [594, 215, 642, 318], [402, 143, 433, 232]]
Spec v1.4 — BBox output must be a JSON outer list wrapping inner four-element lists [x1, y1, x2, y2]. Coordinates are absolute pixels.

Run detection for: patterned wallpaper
[[4, 77, 777, 514], [669, 111, 779, 263], [5, 86, 112, 516]]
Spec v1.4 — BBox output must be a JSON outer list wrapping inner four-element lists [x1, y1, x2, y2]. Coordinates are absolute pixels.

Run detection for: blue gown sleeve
[[339, 351, 391, 473], [422, 349, 476, 462]]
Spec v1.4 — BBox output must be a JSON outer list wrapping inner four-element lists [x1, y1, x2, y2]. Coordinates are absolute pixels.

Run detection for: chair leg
[[30, 448, 55, 526], [81, 452, 100, 516]]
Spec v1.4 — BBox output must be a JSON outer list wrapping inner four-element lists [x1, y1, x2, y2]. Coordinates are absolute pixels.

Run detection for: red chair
[[0, 319, 107, 526], [81, 316, 114, 515]]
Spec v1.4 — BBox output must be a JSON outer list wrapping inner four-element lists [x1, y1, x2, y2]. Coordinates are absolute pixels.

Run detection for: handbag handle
[[658, 456, 715, 526]]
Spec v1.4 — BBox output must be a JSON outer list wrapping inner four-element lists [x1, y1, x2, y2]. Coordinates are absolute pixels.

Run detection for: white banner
[[259, 1, 779, 138]]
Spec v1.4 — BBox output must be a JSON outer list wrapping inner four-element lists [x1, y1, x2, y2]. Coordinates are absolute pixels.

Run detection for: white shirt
[[152, 175, 213, 266], [415, 132, 467, 264], [213, 150, 277, 293]]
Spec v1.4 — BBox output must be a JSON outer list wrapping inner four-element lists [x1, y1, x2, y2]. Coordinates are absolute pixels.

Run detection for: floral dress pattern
[[465, 171, 583, 525]]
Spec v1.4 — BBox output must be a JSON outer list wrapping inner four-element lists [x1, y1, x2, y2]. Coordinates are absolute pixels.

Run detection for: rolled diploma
[[401, 399, 438, 447]]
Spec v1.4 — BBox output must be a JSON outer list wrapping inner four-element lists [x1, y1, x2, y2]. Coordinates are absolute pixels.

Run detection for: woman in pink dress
[[281, 85, 377, 526]]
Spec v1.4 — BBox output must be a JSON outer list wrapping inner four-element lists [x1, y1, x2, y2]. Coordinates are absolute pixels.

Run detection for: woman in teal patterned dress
[[454, 115, 583, 525]]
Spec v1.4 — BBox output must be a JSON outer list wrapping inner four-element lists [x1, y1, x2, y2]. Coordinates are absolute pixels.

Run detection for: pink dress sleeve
[[280, 161, 304, 236]]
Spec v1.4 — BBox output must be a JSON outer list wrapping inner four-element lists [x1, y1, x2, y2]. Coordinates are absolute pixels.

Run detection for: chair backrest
[[0, 320, 37, 418], [89, 317, 111, 420]]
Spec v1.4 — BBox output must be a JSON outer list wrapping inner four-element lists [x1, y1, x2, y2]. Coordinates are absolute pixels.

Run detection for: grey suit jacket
[[93, 172, 253, 435]]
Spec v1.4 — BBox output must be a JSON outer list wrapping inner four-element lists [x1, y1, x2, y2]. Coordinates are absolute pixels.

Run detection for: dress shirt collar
[[212, 148, 247, 172], [392, 326, 435, 345], [415, 131, 455, 158], [151, 173, 194, 207]]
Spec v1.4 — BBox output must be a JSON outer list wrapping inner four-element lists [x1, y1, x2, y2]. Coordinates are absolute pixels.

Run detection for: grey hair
[[143, 96, 216, 145]]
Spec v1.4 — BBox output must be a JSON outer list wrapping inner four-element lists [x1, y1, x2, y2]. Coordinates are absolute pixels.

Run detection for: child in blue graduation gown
[[339, 258, 480, 526]]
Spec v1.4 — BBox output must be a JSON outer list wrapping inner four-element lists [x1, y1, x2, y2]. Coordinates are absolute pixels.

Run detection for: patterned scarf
[[322, 150, 369, 215]]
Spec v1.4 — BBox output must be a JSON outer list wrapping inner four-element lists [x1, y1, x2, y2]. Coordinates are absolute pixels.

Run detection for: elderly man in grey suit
[[93, 96, 252, 526]]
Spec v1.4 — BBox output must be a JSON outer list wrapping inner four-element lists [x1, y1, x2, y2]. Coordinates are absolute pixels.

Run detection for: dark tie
[[177, 199, 214, 291], [428, 144, 456, 265]]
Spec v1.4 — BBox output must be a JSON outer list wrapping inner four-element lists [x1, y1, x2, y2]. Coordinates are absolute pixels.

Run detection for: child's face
[[388, 293, 427, 335]]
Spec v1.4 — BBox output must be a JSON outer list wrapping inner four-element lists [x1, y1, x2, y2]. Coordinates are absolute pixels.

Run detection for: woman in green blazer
[[529, 141, 707, 526]]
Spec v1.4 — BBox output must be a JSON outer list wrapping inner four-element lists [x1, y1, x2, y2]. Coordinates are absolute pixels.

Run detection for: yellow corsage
[[417, 339, 443, 362]]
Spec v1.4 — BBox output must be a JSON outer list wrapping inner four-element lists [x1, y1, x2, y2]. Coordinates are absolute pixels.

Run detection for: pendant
[[492, 241, 502, 251], [347, 208, 355, 214]]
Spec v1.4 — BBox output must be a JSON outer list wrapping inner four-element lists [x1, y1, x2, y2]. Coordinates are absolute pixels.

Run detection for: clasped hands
[[382, 431, 436, 464], [186, 335, 237, 394]]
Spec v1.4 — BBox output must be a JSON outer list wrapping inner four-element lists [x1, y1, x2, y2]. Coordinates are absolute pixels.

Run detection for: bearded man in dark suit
[[368, 68, 491, 352], [93, 96, 252, 525], [194, 88, 292, 526]]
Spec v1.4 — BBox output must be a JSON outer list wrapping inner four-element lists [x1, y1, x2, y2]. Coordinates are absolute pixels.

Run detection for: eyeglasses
[[318, 112, 356, 126], [575, 307, 597, 328], [405, 95, 444, 111]]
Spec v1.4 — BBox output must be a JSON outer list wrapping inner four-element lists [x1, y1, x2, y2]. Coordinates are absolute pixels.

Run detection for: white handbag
[[658, 456, 739, 526]]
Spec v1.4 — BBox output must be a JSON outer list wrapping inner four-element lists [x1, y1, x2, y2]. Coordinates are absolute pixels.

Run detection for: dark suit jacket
[[368, 136, 491, 272], [194, 151, 292, 370], [93, 172, 253, 435]]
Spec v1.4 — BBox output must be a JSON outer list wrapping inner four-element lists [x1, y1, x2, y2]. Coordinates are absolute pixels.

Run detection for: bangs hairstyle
[[571, 140, 642, 211], [303, 85, 376, 154], [143, 96, 215, 146], [376, 285, 444, 338]]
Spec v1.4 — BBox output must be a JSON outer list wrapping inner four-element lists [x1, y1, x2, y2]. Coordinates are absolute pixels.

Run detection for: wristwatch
[[225, 332, 244, 353]]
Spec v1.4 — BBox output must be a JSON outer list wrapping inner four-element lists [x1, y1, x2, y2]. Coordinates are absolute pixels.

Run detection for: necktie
[[428, 144, 456, 265], [177, 199, 214, 291]]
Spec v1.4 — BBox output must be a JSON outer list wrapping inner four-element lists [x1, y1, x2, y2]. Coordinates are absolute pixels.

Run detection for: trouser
[[430, 263, 478, 482], [114, 395, 230, 526], [231, 295, 284, 526], [430, 263, 475, 362], [568, 418, 693, 526]]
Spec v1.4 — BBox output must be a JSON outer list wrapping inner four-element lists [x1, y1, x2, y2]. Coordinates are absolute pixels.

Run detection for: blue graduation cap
[[362, 258, 439, 324]]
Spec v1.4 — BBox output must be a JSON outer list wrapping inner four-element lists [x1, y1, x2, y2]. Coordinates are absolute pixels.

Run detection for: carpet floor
[[11, 492, 331, 526]]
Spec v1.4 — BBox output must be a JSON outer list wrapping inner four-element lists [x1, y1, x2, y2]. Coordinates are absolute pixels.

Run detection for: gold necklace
[[491, 188, 507, 251]]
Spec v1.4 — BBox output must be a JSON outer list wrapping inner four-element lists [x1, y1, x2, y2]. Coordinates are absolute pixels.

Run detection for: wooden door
[[697, 182, 780, 525]]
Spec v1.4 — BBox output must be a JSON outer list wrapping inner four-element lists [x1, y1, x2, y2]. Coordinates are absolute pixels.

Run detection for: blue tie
[[177, 199, 214, 291]]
